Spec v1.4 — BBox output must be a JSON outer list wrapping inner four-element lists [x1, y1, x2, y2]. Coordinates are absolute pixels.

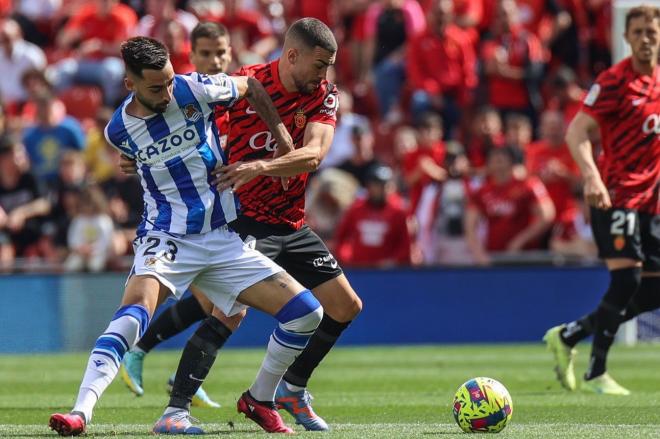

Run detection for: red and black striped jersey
[[581, 57, 660, 214], [213, 108, 230, 151], [224, 60, 338, 229]]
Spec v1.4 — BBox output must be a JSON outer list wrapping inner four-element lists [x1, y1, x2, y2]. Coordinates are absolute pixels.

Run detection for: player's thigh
[[193, 227, 304, 317], [277, 226, 358, 320], [312, 274, 362, 322], [130, 232, 204, 314], [236, 271, 305, 315], [189, 284, 214, 315], [639, 213, 660, 273], [122, 275, 172, 316], [278, 226, 344, 289], [591, 207, 644, 264]]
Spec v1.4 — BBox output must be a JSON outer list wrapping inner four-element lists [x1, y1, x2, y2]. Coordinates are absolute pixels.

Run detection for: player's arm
[[232, 76, 294, 155], [256, 121, 334, 176], [214, 121, 335, 191], [464, 205, 490, 266], [565, 110, 612, 209]]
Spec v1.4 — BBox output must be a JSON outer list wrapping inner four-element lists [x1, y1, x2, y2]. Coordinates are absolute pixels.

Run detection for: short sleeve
[[184, 72, 239, 109], [308, 84, 338, 128], [580, 71, 620, 122]]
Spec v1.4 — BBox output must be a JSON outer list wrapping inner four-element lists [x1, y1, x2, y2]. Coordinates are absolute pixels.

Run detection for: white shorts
[[130, 226, 283, 316]]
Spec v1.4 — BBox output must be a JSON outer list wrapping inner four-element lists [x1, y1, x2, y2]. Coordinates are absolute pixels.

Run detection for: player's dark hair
[[286, 18, 337, 53], [120, 37, 169, 78], [191, 22, 229, 51], [625, 5, 660, 32]]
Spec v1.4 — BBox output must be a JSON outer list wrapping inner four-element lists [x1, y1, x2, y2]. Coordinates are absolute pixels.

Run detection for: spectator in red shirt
[[526, 110, 581, 234], [466, 106, 506, 171], [48, 0, 136, 106], [402, 113, 447, 213], [209, 0, 278, 65], [164, 21, 194, 74], [407, 0, 477, 136], [135, 0, 198, 41], [481, 0, 545, 128], [361, 0, 426, 121], [465, 146, 555, 265], [335, 165, 413, 267], [0, 135, 51, 270], [515, 0, 572, 48]]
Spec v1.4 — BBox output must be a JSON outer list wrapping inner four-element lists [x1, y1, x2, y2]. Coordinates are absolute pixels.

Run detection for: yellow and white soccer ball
[[452, 377, 513, 433]]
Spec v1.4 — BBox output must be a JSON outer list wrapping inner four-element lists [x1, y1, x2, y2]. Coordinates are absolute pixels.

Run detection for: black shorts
[[590, 207, 660, 272], [229, 216, 343, 289]]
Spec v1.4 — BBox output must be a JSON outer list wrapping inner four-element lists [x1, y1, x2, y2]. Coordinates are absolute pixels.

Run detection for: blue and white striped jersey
[[104, 72, 240, 236]]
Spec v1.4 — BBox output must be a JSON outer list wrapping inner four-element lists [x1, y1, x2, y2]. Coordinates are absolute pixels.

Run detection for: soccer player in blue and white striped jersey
[[49, 37, 323, 436]]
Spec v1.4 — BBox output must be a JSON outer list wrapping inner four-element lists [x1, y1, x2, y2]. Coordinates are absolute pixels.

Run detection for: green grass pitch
[[1, 344, 660, 438]]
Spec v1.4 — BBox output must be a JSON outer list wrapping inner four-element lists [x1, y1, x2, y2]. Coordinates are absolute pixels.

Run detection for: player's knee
[[603, 266, 642, 309], [348, 295, 363, 319], [276, 290, 323, 333], [219, 309, 247, 332], [114, 304, 150, 340]]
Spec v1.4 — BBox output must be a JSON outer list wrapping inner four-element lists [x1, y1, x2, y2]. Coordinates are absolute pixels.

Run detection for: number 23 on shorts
[[135, 236, 179, 262]]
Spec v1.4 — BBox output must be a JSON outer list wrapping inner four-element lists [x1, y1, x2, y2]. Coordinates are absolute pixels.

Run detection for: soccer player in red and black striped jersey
[[544, 5, 660, 396], [163, 18, 361, 432]]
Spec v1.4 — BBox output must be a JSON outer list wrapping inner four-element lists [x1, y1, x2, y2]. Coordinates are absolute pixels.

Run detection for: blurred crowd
[[0, 0, 610, 272]]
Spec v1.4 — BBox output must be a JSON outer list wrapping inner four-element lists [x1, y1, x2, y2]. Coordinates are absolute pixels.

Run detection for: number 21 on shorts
[[610, 210, 637, 236]]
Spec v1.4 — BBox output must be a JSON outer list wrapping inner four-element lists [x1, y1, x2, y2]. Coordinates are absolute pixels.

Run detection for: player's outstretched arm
[[214, 122, 334, 191], [565, 111, 612, 210]]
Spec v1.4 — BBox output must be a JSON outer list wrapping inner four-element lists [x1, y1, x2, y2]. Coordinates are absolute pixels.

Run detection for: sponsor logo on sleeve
[[584, 84, 600, 106]]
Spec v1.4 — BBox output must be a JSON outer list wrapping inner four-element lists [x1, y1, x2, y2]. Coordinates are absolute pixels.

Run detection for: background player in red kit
[[544, 5, 660, 396], [153, 18, 361, 433]]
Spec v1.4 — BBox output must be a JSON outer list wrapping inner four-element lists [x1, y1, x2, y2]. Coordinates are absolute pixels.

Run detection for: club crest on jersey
[[294, 109, 306, 128], [614, 235, 626, 251], [182, 104, 202, 122]]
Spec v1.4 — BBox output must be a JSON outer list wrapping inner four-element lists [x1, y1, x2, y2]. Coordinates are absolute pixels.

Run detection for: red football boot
[[237, 391, 294, 433], [49, 412, 86, 436]]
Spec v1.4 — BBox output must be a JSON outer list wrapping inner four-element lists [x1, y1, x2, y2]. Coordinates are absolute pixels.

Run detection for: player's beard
[[136, 93, 168, 114], [293, 76, 319, 95]]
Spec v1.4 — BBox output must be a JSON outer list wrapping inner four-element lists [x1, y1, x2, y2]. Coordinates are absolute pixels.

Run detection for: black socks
[[283, 314, 350, 388]]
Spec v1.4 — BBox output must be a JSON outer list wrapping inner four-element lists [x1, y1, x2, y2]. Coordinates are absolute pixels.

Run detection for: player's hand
[[583, 175, 612, 210], [119, 155, 138, 175], [213, 161, 264, 191]]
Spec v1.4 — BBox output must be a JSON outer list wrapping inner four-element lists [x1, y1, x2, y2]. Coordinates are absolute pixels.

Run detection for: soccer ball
[[452, 377, 513, 433]]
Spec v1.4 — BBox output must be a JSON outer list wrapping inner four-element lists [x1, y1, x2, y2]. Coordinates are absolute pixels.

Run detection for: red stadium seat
[[58, 85, 103, 122]]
